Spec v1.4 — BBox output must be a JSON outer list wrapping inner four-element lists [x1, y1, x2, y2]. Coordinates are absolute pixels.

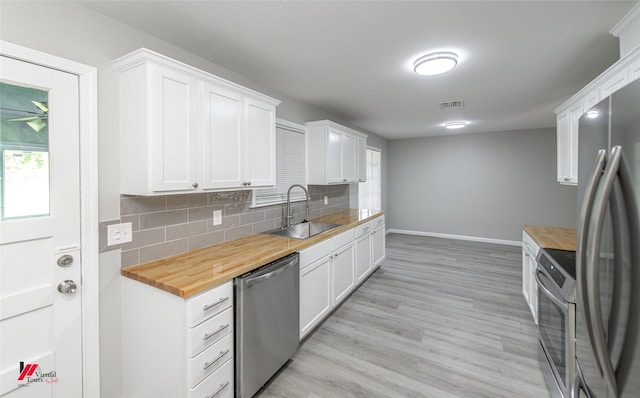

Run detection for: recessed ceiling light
[[443, 121, 469, 129], [414, 52, 458, 76], [586, 110, 600, 119]]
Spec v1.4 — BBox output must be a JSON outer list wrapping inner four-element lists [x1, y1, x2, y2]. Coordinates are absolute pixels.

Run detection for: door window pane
[[0, 82, 50, 219]]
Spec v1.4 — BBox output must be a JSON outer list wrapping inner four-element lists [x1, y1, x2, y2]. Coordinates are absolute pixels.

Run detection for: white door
[[0, 56, 82, 397]]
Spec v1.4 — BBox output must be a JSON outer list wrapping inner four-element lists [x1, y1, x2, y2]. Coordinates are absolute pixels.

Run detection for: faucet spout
[[286, 184, 310, 228]]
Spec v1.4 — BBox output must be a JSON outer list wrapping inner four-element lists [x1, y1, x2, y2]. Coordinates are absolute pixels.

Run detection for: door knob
[[57, 280, 77, 295]]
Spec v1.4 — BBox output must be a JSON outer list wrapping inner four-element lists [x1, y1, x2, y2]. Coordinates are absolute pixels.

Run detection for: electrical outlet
[[107, 222, 133, 246], [324, 195, 328, 205], [213, 210, 222, 226]]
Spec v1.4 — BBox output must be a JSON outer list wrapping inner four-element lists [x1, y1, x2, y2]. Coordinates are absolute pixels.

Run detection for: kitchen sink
[[263, 221, 342, 240]]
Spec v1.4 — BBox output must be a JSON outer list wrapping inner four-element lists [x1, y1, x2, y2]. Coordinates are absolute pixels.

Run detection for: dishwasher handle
[[244, 258, 298, 288]]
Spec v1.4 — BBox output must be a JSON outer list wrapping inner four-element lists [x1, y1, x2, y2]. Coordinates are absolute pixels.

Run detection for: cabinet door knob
[[192, 182, 199, 188]]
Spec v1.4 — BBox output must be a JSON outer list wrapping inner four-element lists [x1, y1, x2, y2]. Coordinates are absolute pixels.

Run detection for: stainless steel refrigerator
[[574, 78, 640, 397]]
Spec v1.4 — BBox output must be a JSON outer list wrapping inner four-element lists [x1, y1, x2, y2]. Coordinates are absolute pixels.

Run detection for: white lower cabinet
[[331, 230, 356, 305], [122, 278, 234, 397], [299, 239, 332, 339], [522, 231, 540, 324], [355, 231, 372, 283], [355, 215, 386, 283], [299, 214, 386, 340]]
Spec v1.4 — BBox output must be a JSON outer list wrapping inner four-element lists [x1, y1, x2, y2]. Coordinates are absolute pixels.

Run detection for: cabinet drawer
[[522, 231, 540, 257], [188, 307, 233, 358], [372, 215, 385, 229], [299, 239, 332, 269], [187, 282, 232, 328], [189, 332, 233, 388], [189, 356, 233, 398], [332, 228, 354, 250], [355, 221, 372, 238]]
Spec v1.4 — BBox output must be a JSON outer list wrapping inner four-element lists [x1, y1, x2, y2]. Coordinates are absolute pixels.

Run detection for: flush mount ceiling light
[[443, 121, 469, 129], [414, 52, 458, 76]]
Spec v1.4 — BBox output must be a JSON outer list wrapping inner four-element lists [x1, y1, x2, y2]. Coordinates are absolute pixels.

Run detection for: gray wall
[[388, 127, 577, 243]]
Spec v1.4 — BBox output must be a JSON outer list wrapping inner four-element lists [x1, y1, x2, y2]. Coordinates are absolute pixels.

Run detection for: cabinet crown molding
[[305, 119, 368, 138], [554, 45, 640, 114], [112, 48, 280, 106], [610, 2, 640, 37]]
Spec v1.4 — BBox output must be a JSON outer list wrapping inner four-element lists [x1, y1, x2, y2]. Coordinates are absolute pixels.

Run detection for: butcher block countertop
[[122, 209, 384, 298], [523, 224, 577, 251]]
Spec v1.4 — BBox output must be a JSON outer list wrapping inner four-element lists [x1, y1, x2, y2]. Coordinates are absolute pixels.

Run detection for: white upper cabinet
[[555, 45, 640, 185], [113, 48, 279, 195], [306, 120, 367, 185]]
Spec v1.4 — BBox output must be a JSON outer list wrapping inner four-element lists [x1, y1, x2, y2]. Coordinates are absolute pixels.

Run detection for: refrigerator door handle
[[611, 147, 640, 395], [586, 146, 622, 397], [576, 148, 607, 374]]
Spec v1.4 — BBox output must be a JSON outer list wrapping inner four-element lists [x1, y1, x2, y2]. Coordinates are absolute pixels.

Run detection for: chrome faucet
[[286, 184, 310, 227]]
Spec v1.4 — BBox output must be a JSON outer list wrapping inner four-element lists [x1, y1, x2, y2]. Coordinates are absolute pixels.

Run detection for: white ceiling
[[83, 1, 636, 140]]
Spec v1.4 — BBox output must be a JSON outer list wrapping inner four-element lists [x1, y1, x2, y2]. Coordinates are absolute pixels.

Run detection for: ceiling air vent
[[439, 100, 465, 110]]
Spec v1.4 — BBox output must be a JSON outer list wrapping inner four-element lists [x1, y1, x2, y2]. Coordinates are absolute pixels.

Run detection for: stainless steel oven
[[536, 248, 576, 398]]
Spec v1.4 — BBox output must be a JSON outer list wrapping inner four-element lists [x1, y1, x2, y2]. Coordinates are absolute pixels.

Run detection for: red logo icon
[[17, 362, 39, 381]]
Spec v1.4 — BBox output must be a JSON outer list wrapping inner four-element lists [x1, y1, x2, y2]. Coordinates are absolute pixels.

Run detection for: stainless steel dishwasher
[[235, 252, 300, 398]]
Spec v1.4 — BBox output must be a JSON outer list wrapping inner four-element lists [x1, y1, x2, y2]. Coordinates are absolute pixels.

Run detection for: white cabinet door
[[201, 83, 244, 190], [556, 101, 582, 185], [332, 242, 355, 305], [341, 132, 357, 183], [371, 225, 386, 267], [355, 234, 372, 283], [245, 98, 276, 187], [327, 128, 344, 183], [522, 232, 539, 324], [299, 255, 331, 339], [357, 136, 367, 183], [151, 64, 198, 192]]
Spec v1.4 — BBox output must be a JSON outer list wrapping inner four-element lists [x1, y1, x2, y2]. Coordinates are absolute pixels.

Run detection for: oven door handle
[[535, 270, 569, 312]]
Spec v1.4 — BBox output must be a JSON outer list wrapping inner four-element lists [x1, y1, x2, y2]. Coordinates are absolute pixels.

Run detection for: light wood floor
[[258, 233, 550, 398]]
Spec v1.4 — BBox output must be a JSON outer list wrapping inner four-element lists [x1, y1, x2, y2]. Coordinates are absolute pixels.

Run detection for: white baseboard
[[387, 229, 521, 247]]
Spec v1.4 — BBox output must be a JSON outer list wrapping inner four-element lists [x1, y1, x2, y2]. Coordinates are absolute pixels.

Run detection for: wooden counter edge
[[121, 209, 385, 298], [523, 224, 577, 252]]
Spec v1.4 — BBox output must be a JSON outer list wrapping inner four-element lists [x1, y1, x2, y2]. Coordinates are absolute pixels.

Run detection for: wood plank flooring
[[258, 233, 550, 398]]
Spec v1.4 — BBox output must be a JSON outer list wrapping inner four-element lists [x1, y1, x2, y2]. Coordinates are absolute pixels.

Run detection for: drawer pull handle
[[203, 324, 230, 341], [203, 297, 229, 312], [205, 381, 230, 398], [203, 349, 230, 371]]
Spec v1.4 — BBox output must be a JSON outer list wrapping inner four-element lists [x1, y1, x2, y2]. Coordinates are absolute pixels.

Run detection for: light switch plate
[[324, 196, 328, 205], [107, 222, 133, 246]]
